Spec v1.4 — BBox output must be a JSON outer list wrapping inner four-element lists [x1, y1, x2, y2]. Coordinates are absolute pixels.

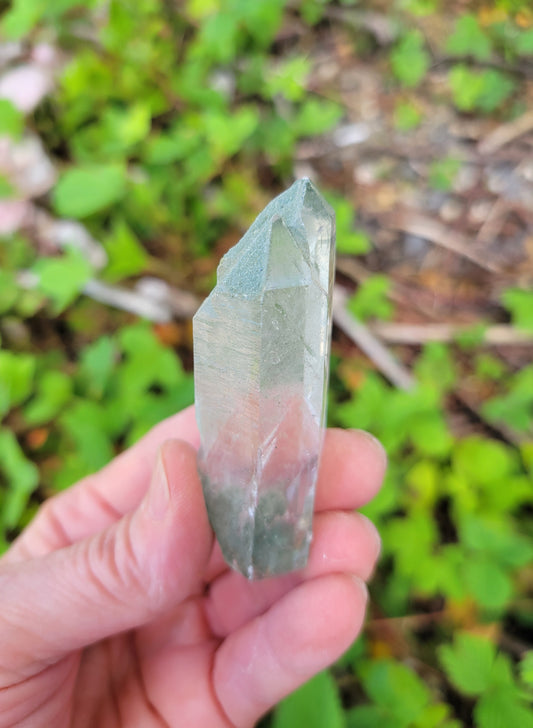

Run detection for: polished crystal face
[[193, 178, 335, 579]]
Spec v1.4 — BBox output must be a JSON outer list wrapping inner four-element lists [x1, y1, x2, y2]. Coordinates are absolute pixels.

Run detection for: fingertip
[[316, 428, 387, 511], [214, 573, 368, 726]]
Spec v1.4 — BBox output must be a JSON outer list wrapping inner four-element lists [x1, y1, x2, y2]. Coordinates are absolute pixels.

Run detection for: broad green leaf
[[0, 271, 19, 314], [428, 157, 461, 191], [0, 428, 39, 529], [458, 514, 533, 568], [264, 56, 310, 102], [203, 106, 259, 160], [0, 350, 36, 416], [463, 557, 513, 611], [273, 671, 346, 728], [347, 275, 393, 322], [358, 659, 431, 724], [24, 370, 73, 425], [482, 365, 533, 432], [517, 28, 533, 57], [294, 98, 343, 137], [347, 705, 398, 728], [32, 249, 93, 312], [449, 64, 486, 111], [391, 31, 430, 87], [439, 632, 496, 697], [408, 411, 453, 456], [326, 194, 370, 256], [52, 164, 126, 218], [103, 220, 148, 282], [393, 101, 422, 130], [501, 288, 533, 332], [476, 70, 516, 113], [415, 342, 456, 393], [0, 100, 24, 139], [452, 436, 515, 486], [474, 685, 533, 728], [446, 15, 492, 61], [60, 400, 114, 475], [78, 336, 117, 399], [520, 652, 533, 689]]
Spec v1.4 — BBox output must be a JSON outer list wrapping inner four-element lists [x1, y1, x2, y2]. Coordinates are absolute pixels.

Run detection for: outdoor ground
[[0, 0, 532, 726]]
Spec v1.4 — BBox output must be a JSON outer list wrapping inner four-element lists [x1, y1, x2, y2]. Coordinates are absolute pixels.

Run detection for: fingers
[[213, 574, 368, 727], [203, 427, 386, 583], [315, 428, 387, 511], [0, 441, 212, 678], [205, 511, 380, 638], [6, 405, 200, 561]]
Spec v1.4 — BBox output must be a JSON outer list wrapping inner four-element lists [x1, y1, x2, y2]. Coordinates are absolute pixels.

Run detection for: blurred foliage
[[1, 0, 533, 725]]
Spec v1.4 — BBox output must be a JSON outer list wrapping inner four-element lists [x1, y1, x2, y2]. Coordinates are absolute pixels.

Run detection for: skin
[[0, 405, 386, 728]]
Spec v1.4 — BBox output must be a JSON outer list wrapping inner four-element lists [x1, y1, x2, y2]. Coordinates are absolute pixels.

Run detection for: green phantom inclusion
[[193, 179, 336, 579]]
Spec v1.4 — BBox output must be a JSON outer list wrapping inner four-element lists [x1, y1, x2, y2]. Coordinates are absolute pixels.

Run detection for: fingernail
[[358, 513, 382, 560], [352, 575, 369, 603], [351, 429, 387, 468], [147, 451, 171, 521]]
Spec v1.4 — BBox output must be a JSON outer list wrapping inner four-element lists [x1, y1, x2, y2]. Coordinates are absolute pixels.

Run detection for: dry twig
[[372, 322, 533, 346], [478, 109, 533, 155], [332, 286, 415, 390]]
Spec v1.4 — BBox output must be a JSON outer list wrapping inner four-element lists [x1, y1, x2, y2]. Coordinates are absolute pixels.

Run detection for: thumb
[[0, 440, 213, 676]]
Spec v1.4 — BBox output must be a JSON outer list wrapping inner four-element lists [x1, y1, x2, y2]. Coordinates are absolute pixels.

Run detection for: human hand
[[0, 405, 385, 727]]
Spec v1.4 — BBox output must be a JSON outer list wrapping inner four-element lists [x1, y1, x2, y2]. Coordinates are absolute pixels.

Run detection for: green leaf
[[428, 157, 461, 191], [452, 436, 515, 486], [78, 336, 117, 399], [415, 342, 457, 393], [501, 288, 533, 332], [0, 271, 19, 314], [449, 64, 486, 111], [439, 632, 496, 697], [474, 685, 533, 728], [0, 427, 39, 530], [347, 275, 393, 322], [0, 99, 24, 139], [103, 220, 148, 282], [203, 106, 259, 160], [0, 351, 36, 417], [391, 30, 430, 88], [52, 164, 127, 218], [516, 28, 533, 57], [476, 69, 516, 114], [273, 671, 346, 728], [24, 370, 73, 425], [393, 101, 423, 131], [264, 56, 310, 102], [32, 249, 93, 312], [60, 400, 114, 475], [482, 365, 533, 432], [463, 557, 513, 611], [326, 194, 370, 256], [347, 705, 397, 728], [358, 659, 431, 725], [519, 652, 533, 689], [294, 97, 344, 137], [446, 14, 492, 61]]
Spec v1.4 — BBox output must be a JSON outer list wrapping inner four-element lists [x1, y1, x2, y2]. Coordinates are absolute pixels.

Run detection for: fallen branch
[[382, 210, 501, 274], [478, 109, 533, 155], [83, 279, 172, 322], [332, 286, 415, 390], [372, 322, 533, 346]]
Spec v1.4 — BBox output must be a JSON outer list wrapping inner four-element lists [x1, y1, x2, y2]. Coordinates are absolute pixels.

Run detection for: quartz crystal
[[193, 178, 335, 579]]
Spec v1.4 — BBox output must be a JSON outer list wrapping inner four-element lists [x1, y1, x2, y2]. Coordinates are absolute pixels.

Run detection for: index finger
[[8, 409, 386, 561]]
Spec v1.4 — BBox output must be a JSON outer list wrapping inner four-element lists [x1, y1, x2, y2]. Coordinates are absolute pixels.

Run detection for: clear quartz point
[[193, 178, 335, 579]]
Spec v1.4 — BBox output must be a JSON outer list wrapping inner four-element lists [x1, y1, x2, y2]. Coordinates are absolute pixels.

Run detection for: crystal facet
[[193, 178, 335, 579]]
